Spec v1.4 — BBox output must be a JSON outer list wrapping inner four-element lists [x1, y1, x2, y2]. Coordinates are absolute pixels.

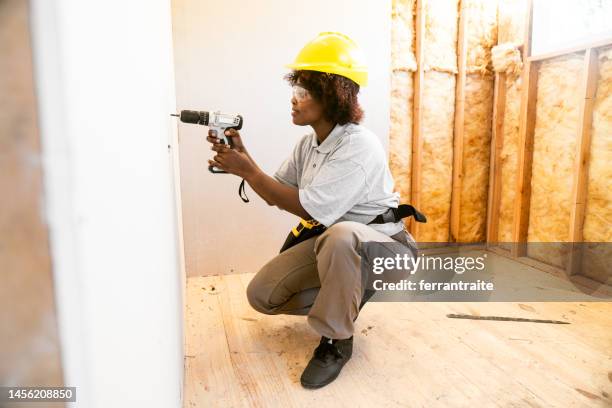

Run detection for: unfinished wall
[[526, 53, 584, 267], [457, 0, 497, 242], [581, 47, 612, 284], [418, 0, 458, 242], [388, 0, 610, 287], [391, 0, 500, 243], [390, 0, 416, 215], [495, 0, 527, 245], [0, 0, 63, 391]]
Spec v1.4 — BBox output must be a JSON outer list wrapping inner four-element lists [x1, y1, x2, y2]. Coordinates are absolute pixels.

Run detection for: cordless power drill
[[172, 110, 244, 174], [172, 110, 249, 202]]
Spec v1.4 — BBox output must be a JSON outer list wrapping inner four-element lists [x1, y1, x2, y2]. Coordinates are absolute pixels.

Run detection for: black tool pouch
[[279, 204, 427, 254]]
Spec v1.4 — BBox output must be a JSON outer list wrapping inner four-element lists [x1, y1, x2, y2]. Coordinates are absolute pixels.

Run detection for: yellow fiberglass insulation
[[390, 71, 414, 209], [491, 43, 523, 77], [464, 0, 498, 75], [583, 47, 612, 243], [526, 53, 584, 267], [581, 47, 612, 283], [423, 0, 459, 73], [455, 0, 497, 242], [391, 0, 417, 72], [390, 0, 416, 214], [420, 71, 456, 242], [416, 0, 459, 242], [497, 0, 527, 45], [459, 74, 494, 242]]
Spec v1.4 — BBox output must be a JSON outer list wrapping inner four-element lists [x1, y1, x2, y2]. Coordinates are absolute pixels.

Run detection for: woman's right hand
[[207, 128, 257, 167], [206, 128, 248, 154]]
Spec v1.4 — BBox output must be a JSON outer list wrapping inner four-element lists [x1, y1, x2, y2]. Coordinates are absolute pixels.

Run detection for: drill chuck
[[179, 110, 210, 125]]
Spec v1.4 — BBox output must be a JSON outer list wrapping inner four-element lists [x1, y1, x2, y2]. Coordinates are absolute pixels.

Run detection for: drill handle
[[224, 130, 236, 148], [210, 127, 236, 147], [208, 127, 235, 174]]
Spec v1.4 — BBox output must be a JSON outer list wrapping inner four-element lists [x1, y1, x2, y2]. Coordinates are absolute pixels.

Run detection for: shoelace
[[314, 339, 344, 361]]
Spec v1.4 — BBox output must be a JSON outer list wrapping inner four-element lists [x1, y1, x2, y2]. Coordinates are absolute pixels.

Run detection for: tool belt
[[279, 204, 427, 253]]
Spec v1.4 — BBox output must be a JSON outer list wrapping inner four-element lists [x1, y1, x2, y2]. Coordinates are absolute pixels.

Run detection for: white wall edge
[[29, 0, 93, 403], [29, 1, 184, 406]]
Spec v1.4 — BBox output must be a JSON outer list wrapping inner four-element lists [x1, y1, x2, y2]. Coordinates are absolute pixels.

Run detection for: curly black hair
[[284, 70, 364, 125]]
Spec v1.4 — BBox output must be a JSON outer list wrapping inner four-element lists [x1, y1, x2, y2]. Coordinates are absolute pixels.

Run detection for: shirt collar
[[311, 123, 348, 153]]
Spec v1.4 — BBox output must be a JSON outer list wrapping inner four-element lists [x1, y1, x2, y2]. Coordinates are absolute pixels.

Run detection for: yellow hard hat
[[286, 32, 368, 87]]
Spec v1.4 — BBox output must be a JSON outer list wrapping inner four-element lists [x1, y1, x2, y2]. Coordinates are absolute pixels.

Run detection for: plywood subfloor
[[185, 272, 612, 407]]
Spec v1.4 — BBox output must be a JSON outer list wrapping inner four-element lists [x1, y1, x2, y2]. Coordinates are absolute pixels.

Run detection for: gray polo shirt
[[273, 123, 404, 236]]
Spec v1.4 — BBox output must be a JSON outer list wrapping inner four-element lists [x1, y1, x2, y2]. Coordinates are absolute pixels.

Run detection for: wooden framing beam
[[450, 0, 468, 243], [511, 0, 534, 257], [528, 37, 612, 63], [511, 62, 539, 256], [486, 72, 507, 245], [410, 0, 425, 239], [566, 48, 600, 276]]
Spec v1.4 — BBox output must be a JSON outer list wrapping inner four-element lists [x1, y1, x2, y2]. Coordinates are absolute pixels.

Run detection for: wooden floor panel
[[185, 274, 612, 408]]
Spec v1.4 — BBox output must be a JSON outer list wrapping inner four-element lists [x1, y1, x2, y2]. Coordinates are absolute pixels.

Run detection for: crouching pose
[[206, 32, 420, 389]]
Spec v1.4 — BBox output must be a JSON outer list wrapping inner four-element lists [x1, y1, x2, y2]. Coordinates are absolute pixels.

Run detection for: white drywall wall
[[172, 0, 392, 276], [30, 0, 184, 407]]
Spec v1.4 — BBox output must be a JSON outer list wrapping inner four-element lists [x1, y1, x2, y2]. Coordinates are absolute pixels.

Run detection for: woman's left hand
[[209, 141, 257, 178]]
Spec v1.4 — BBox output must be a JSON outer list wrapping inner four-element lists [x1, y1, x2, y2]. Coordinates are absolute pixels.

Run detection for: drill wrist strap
[[238, 179, 249, 203]]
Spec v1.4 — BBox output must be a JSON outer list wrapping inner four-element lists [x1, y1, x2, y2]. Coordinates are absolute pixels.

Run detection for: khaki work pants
[[246, 221, 417, 339]]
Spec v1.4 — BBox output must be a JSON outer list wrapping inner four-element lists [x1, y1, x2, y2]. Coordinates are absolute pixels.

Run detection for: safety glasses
[[292, 85, 311, 102]]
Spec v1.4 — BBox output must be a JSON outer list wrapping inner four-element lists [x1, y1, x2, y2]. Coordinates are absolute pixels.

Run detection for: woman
[[207, 32, 419, 389]]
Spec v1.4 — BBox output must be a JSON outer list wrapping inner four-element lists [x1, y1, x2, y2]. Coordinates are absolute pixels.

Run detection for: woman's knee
[[314, 221, 360, 254], [247, 242, 318, 314], [246, 269, 276, 315]]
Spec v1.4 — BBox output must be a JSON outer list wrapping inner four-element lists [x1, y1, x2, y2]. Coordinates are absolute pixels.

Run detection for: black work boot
[[300, 336, 353, 389]]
